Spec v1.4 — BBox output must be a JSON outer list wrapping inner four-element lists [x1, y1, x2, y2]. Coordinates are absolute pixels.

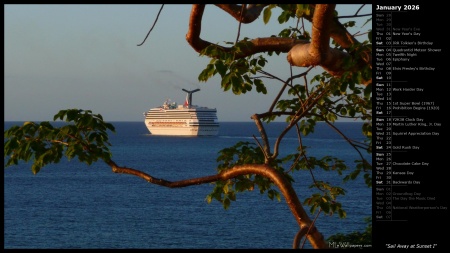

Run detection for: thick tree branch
[[186, 4, 211, 52], [287, 5, 346, 74], [187, 4, 371, 85], [310, 4, 335, 63], [300, 4, 372, 82], [186, 4, 309, 57], [107, 159, 328, 249]]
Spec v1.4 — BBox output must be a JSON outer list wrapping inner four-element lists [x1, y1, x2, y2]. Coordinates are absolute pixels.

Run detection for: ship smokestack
[[182, 88, 200, 108]]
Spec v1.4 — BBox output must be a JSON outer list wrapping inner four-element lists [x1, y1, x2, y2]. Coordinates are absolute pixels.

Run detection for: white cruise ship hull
[[144, 107, 219, 136], [144, 123, 219, 136]]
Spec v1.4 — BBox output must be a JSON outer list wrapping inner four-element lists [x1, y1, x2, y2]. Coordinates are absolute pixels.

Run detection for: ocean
[[4, 121, 372, 249]]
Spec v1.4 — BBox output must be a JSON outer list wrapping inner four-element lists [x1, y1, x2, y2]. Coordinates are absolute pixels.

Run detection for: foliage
[[4, 109, 115, 174], [208, 141, 284, 209], [197, 4, 372, 245], [198, 4, 371, 215], [198, 39, 268, 95]]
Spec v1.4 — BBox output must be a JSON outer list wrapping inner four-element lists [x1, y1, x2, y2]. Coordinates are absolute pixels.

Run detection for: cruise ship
[[143, 89, 219, 136]]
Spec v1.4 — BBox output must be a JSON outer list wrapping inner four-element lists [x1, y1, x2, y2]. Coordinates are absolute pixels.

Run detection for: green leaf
[[223, 198, 231, 210], [320, 202, 330, 214], [338, 209, 347, 219], [205, 195, 212, 204], [215, 60, 227, 77], [66, 109, 80, 122], [53, 109, 67, 121], [221, 74, 231, 91], [31, 163, 42, 175], [263, 7, 272, 24], [348, 107, 356, 117]]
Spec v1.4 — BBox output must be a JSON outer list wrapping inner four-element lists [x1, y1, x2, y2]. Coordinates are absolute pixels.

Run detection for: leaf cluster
[[198, 41, 268, 95], [4, 109, 115, 174], [206, 141, 285, 209]]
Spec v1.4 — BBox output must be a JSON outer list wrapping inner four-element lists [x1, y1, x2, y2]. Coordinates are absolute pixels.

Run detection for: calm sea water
[[4, 121, 372, 249]]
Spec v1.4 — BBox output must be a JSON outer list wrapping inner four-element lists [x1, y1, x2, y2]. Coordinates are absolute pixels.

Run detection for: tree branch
[[137, 4, 164, 46], [186, 4, 309, 57], [107, 159, 328, 249], [186, 4, 371, 85]]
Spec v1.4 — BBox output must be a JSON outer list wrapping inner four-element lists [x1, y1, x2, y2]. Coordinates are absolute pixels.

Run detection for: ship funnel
[[182, 88, 200, 108]]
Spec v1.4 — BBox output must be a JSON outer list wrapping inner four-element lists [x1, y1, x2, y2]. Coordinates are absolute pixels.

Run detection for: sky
[[4, 4, 372, 122]]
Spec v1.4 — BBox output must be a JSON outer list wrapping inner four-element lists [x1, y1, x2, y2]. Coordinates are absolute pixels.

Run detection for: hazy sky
[[4, 4, 371, 122]]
